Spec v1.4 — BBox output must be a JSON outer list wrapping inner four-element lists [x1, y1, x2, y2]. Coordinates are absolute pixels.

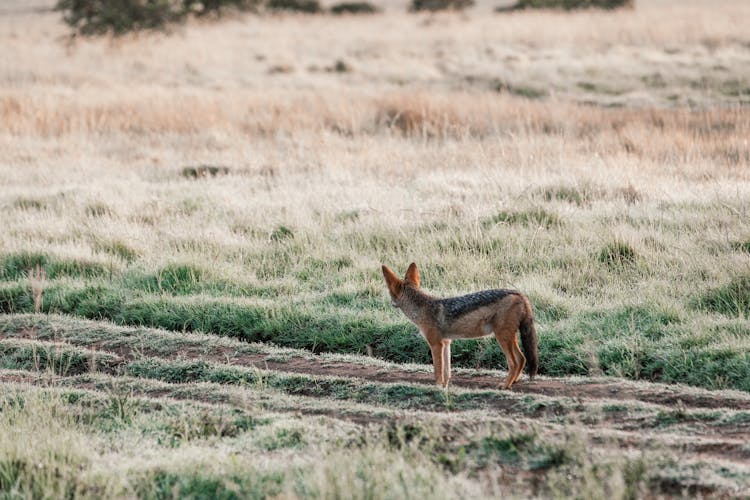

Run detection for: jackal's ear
[[404, 262, 420, 287], [381, 265, 402, 296]]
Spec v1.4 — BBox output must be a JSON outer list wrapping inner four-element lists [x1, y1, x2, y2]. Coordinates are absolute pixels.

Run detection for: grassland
[[2, 0, 750, 497]]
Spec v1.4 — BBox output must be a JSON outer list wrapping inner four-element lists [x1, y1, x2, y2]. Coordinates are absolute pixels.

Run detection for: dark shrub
[[496, 0, 633, 12], [410, 0, 474, 11], [266, 0, 322, 12], [181, 165, 231, 179], [56, 0, 259, 36], [330, 1, 379, 14]]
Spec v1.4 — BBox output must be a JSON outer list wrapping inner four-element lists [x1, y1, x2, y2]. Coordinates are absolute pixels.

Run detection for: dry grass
[[1, 1, 749, 496], [1, 0, 749, 354]]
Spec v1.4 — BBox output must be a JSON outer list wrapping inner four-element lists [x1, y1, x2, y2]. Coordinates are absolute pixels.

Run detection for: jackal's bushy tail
[[520, 297, 538, 379]]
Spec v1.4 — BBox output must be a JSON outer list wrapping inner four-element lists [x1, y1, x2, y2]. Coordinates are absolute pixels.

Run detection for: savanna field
[[1, 0, 750, 497]]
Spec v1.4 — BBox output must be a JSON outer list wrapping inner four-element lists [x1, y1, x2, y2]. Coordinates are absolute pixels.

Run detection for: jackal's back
[[439, 289, 520, 321]]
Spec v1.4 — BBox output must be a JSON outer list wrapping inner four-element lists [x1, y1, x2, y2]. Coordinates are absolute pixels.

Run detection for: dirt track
[[2, 326, 750, 486], [6, 325, 750, 411]]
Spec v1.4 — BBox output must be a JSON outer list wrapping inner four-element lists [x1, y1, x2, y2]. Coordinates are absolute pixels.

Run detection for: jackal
[[382, 262, 538, 390]]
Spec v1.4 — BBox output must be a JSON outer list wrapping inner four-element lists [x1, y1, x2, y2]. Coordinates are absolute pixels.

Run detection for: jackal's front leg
[[441, 340, 451, 388], [429, 344, 445, 387]]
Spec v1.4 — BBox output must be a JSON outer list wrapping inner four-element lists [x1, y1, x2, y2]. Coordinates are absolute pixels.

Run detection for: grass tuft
[[85, 202, 112, 218], [540, 184, 604, 206], [598, 240, 637, 268], [731, 240, 750, 254], [12, 197, 47, 210], [270, 225, 295, 242], [0, 252, 110, 280], [482, 208, 561, 229], [181, 165, 231, 179], [695, 275, 750, 317], [94, 240, 139, 262], [133, 263, 207, 295]]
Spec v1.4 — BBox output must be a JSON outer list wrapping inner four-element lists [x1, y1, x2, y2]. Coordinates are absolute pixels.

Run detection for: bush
[[266, 0, 322, 12], [330, 1, 379, 14], [496, 0, 633, 12], [410, 0, 474, 11], [56, 0, 259, 36]]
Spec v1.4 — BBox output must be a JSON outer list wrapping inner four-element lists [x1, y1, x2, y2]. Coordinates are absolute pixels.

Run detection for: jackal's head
[[381, 262, 420, 307]]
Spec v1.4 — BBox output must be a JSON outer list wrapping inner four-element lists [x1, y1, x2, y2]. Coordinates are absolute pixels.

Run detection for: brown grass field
[[1, 0, 749, 497]]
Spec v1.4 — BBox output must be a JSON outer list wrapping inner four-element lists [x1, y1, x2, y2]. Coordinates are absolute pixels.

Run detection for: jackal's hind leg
[[512, 337, 526, 384], [496, 338, 517, 390]]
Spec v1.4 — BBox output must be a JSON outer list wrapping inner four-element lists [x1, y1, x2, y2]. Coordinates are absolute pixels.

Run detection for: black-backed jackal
[[382, 263, 538, 390]]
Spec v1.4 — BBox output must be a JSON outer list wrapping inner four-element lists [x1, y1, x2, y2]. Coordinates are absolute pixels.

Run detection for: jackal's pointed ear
[[381, 265, 402, 296], [404, 262, 420, 287]]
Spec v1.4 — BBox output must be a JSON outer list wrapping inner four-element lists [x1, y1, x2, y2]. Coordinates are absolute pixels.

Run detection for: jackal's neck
[[399, 285, 437, 326]]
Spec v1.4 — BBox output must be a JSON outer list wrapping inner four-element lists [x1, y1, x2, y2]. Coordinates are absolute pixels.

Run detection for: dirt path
[[3, 324, 750, 488], [259, 355, 750, 411], [4, 331, 750, 457], [4, 327, 750, 413]]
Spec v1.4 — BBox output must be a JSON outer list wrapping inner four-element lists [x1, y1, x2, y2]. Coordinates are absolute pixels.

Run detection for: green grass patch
[[539, 184, 604, 206], [598, 240, 638, 268], [94, 239, 140, 262], [481, 208, 561, 229], [137, 470, 285, 499], [731, 240, 750, 254], [0, 252, 111, 280], [0, 340, 120, 375], [131, 263, 207, 295], [695, 275, 750, 317]]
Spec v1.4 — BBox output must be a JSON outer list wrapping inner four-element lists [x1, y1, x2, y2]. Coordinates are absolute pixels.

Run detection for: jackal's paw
[[498, 379, 514, 391]]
